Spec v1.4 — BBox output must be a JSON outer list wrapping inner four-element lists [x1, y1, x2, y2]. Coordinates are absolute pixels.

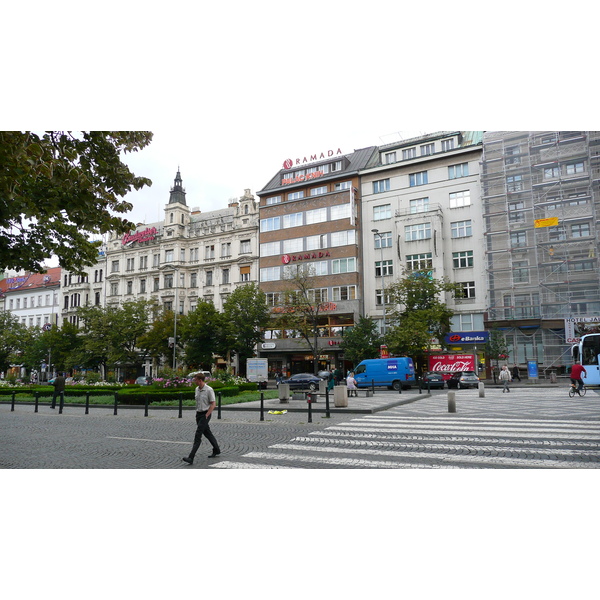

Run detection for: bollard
[[35, 391, 39, 413], [114, 392, 118, 416], [144, 394, 149, 417], [217, 391, 222, 419], [178, 393, 183, 419], [419, 382, 422, 394], [59, 391, 65, 414], [325, 387, 331, 418], [11, 391, 15, 412], [478, 382, 485, 398], [85, 392, 90, 415], [307, 393, 313, 423], [398, 383, 402, 394], [371, 380, 375, 396], [447, 391, 456, 413], [260, 392, 264, 422]]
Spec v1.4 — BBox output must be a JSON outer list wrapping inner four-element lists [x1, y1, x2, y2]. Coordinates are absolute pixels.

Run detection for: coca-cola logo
[[430, 361, 473, 372]]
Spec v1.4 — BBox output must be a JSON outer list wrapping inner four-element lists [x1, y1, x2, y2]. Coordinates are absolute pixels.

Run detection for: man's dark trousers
[[190, 411, 219, 459]]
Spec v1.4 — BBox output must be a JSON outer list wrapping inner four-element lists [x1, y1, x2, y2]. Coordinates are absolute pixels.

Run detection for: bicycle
[[568, 382, 587, 397]]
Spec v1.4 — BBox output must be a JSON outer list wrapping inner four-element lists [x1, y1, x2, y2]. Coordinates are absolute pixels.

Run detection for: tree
[[0, 131, 152, 273], [0, 311, 28, 374], [385, 270, 462, 371], [485, 326, 512, 381], [21, 321, 82, 374], [339, 316, 382, 365], [221, 283, 271, 376], [178, 300, 223, 370], [138, 310, 178, 369]]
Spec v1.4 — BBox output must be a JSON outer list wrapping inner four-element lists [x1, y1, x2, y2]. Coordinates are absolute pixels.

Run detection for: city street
[[1, 385, 599, 468]]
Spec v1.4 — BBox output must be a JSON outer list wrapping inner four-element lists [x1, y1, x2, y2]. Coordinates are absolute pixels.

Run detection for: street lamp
[[371, 229, 386, 342]]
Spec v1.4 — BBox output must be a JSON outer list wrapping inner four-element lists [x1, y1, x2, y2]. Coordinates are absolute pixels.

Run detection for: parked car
[[447, 371, 480, 389], [135, 376, 151, 385], [281, 373, 322, 390], [421, 372, 445, 389]]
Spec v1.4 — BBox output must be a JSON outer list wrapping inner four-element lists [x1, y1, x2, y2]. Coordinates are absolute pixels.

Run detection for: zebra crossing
[[211, 409, 600, 469]]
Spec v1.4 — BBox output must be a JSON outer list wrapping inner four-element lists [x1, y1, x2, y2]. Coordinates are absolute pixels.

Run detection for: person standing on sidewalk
[[182, 373, 220, 465], [50, 372, 66, 409], [511, 364, 521, 382], [346, 372, 358, 397], [499, 365, 512, 393]]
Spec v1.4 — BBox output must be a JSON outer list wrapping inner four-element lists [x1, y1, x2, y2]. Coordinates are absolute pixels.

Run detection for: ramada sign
[[282, 252, 331, 263], [281, 148, 343, 185], [122, 227, 158, 246]]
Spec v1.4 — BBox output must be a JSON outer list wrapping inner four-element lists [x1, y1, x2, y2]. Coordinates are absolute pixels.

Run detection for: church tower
[[164, 168, 190, 237]]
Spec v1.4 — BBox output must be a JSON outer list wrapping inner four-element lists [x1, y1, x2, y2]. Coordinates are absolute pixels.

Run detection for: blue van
[[353, 358, 416, 391]]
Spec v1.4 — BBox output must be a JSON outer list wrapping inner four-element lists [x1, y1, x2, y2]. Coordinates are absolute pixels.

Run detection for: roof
[[0, 267, 61, 295], [257, 146, 379, 195]]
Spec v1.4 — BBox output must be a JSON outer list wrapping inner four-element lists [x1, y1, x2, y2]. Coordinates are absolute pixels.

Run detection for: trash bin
[[334, 385, 348, 407], [278, 383, 290, 403], [550, 372, 557, 384]]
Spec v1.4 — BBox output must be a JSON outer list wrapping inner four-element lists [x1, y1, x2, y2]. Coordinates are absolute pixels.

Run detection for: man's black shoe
[[208, 451, 221, 458], [182, 457, 193, 465]]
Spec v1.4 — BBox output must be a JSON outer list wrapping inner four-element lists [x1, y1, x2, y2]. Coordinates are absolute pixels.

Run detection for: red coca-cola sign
[[428, 354, 475, 379]]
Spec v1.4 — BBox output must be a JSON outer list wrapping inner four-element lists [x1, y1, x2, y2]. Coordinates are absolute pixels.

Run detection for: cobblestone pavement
[[1, 386, 598, 468]]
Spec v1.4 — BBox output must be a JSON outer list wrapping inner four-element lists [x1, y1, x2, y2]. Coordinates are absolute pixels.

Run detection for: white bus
[[571, 333, 600, 386]]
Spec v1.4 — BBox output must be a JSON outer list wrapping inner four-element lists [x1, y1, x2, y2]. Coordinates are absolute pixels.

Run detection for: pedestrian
[[499, 365, 512, 393], [182, 372, 221, 464], [50, 372, 66, 408], [512, 364, 521, 382], [346, 372, 358, 397], [569, 360, 587, 396], [327, 371, 335, 392], [275, 369, 283, 385]]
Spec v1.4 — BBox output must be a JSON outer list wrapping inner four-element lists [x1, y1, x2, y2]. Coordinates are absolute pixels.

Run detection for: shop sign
[[262, 342, 276, 349], [428, 354, 475, 374], [564, 317, 600, 344], [282, 251, 331, 264], [281, 171, 325, 185], [282, 149, 343, 170], [444, 332, 489, 344], [122, 226, 158, 246]]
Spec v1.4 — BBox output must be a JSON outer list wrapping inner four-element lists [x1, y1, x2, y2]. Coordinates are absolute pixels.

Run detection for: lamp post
[[173, 267, 179, 371], [371, 229, 386, 342]]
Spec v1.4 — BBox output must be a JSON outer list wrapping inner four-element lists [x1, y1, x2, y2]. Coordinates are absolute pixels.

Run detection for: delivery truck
[[353, 357, 416, 390]]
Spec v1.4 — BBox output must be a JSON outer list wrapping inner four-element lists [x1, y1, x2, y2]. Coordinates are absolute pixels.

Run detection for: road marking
[[210, 461, 294, 469], [107, 436, 188, 445]]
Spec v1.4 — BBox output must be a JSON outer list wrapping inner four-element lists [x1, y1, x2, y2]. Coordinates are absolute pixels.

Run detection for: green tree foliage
[[385, 270, 462, 369], [0, 131, 152, 272], [221, 283, 271, 376], [0, 311, 28, 373], [138, 310, 178, 367], [339, 316, 382, 366], [21, 321, 82, 373], [178, 300, 223, 369], [485, 327, 511, 363]]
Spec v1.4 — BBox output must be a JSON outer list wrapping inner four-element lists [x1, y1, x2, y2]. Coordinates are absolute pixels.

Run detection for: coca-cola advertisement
[[428, 354, 475, 379]]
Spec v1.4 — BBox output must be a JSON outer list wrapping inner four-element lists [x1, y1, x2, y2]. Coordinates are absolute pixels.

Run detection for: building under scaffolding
[[481, 131, 600, 375]]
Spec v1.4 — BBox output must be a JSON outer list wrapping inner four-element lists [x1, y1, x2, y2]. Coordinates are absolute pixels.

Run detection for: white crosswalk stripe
[[210, 413, 600, 469]]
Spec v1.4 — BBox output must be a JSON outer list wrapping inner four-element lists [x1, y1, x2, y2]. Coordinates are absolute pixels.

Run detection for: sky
[[3, 3, 595, 584]]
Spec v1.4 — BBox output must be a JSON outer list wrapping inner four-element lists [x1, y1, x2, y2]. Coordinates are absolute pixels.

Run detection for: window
[[306, 207, 327, 224], [406, 253, 432, 270], [95, 292, 101, 305], [165, 249, 174, 262], [334, 181, 352, 190], [288, 191, 304, 200], [204, 245, 215, 260], [140, 279, 146, 293], [410, 197, 429, 213], [111, 260, 119, 273], [332, 285, 357, 301], [374, 231, 392, 249], [180, 248, 186, 261], [375, 260, 393, 277], [110, 282, 118, 296], [566, 162, 584, 175], [505, 146, 520, 165], [331, 230, 355, 247], [126, 281, 133, 294], [420, 143, 434, 156], [461, 281, 476, 299], [409, 171, 428, 186], [441, 139, 455, 152], [453, 251, 474, 268], [330, 204, 351, 220], [283, 212, 303, 228], [332, 258, 356, 274], [240, 265, 251, 282], [220, 242, 231, 258], [508, 201, 526, 222], [266, 195, 281, 205], [373, 179, 390, 194], [375, 289, 390, 306], [222, 269, 230, 284], [306, 235, 326, 250], [260, 217, 280, 232], [373, 204, 392, 221], [405, 223, 432, 241], [510, 231, 527, 248], [164, 274, 173, 288], [548, 226, 567, 242], [544, 166, 560, 179], [506, 175, 523, 192], [448, 163, 469, 178], [283, 238, 303, 253], [153, 254, 160, 267], [310, 186, 327, 196], [206, 271, 213, 286], [512, 261, 529, 283], [571, 223, 591, 238], [126, 258, 134, 271], [451, 220, 472, 238], [260, 266, 280, 282], [402, 148, 416, 160], [190, 273, 197, 287], [153, 278, 160, 292], [385, 152, 396, 164], [260, 241, 280, 256], [139, 255, 148, 269], [449, 190, 471, 208], [240, 239, 251, 253]]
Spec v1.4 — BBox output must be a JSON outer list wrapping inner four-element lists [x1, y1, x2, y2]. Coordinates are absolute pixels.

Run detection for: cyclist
[[569, 360, 587, 396]]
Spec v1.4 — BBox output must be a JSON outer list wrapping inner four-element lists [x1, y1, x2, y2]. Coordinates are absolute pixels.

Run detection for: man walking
[[499, 365, 512, 393], [570, 360, 587, 396], [182, 372, 220, 465]]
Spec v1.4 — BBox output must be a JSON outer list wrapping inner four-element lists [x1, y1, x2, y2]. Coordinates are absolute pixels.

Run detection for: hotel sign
[[282, 251, 331, 264], [282, 149, 343, 170]]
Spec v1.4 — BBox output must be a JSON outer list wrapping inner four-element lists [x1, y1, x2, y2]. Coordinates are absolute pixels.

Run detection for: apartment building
[[360, 132, 486, 367], [481, 131, 600, 373], [256, 147, 377, 376]]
